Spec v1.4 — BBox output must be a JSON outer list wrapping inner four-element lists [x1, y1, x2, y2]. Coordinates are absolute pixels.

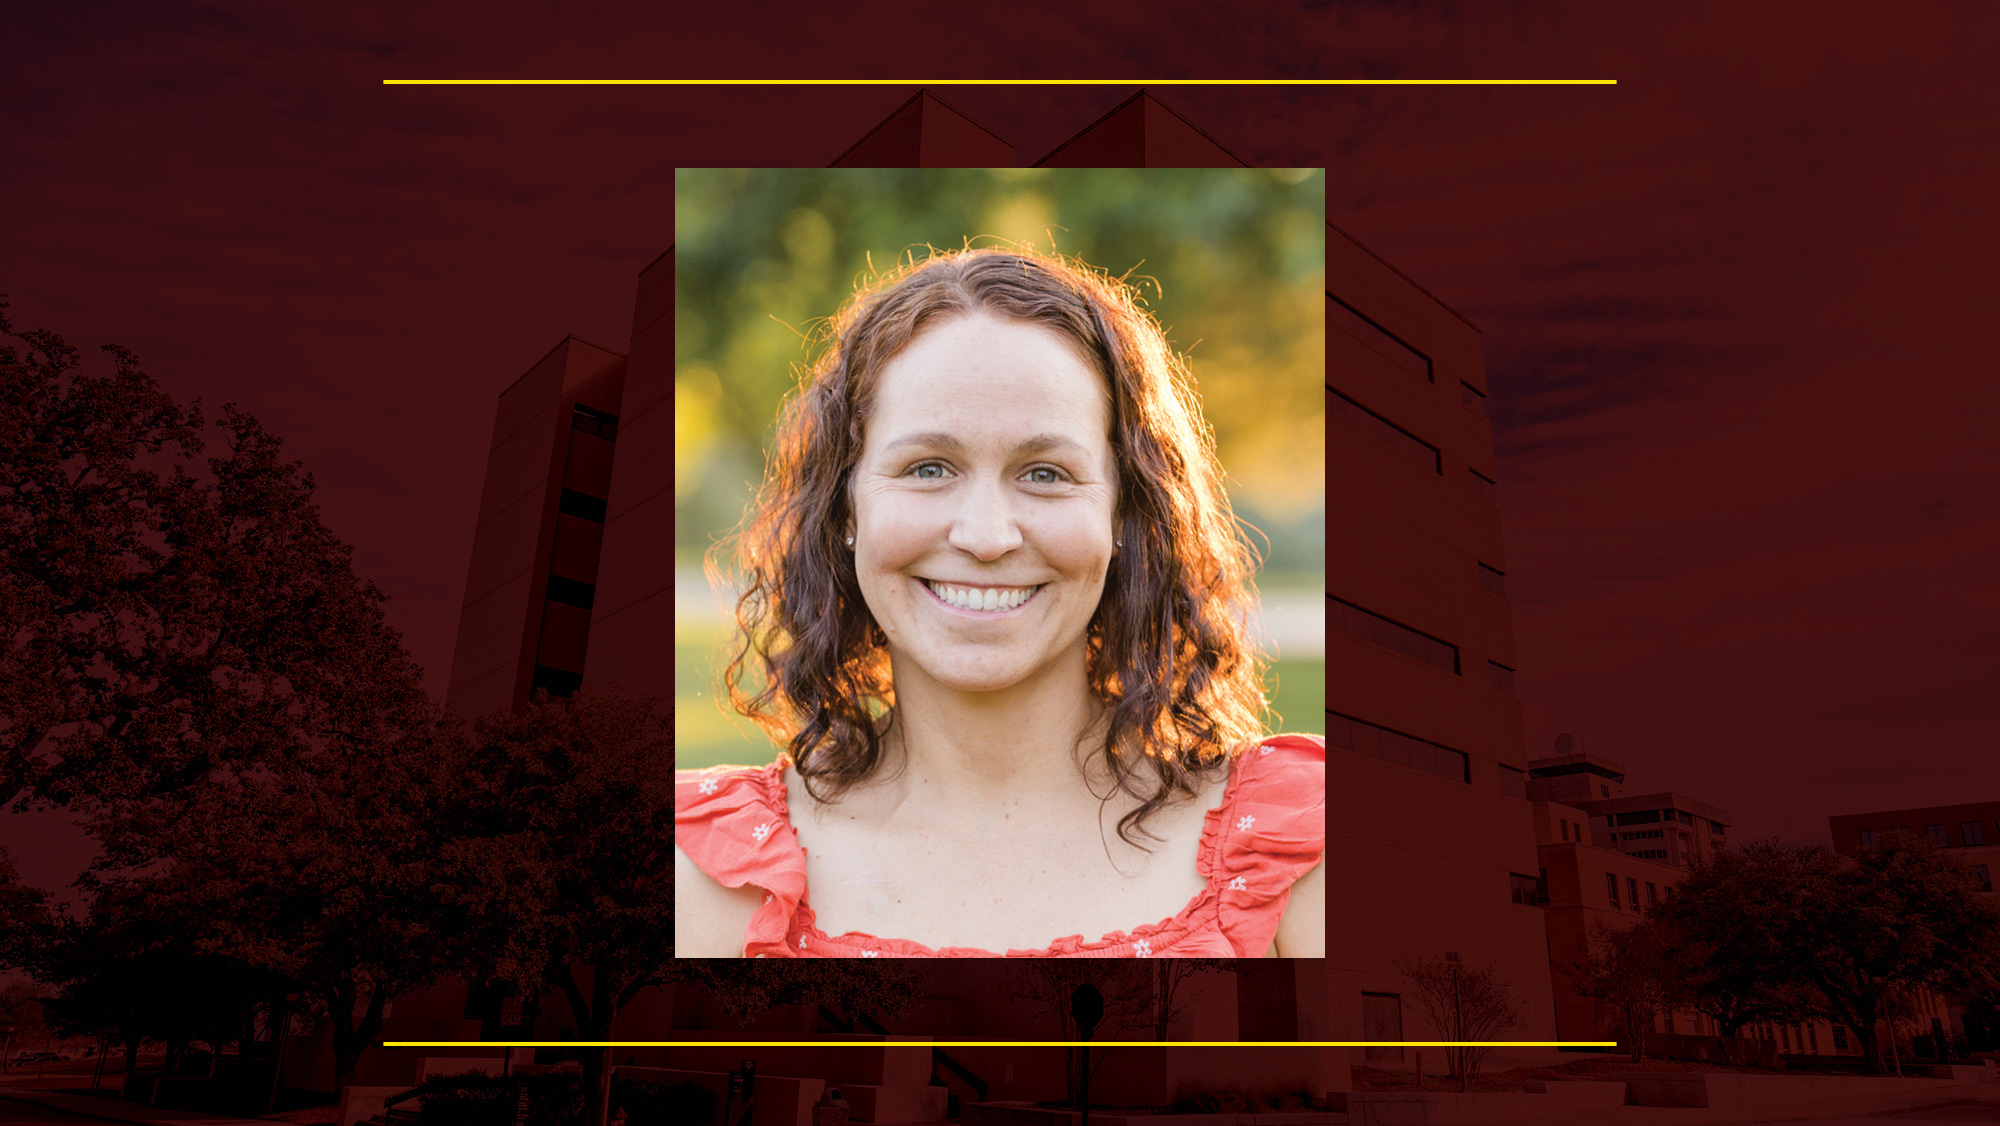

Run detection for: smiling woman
[[676, 247, 1324, 959]]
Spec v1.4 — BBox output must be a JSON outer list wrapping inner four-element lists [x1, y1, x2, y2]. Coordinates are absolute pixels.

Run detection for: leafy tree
[[4, 304, 470, 1096], [1786, 832, 2000, 1072], [0, 980, 53, 1072], [1, 303, 417, 811], [1650, 845, 1819, 1039], [1390, 954, 1524, 1088], [442, 689, 678, 1126], [37, 883, 264, 1078], [1563, 920, 1679, 1062], [0, 848, 52, 974], [79, 690, 465, 1095]]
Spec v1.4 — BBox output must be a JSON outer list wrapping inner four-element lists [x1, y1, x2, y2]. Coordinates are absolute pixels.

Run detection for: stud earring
[[845, 536, 854, 546], [1116, 539, 1123, 547]]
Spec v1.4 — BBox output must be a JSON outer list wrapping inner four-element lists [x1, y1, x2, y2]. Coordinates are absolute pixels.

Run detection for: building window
[[1975, 864, 1993, 893], [1510, 872, 1542, 906], [1329, 387, 1441, 474], [1459, 380, 1487, 418], [1478, 563, 1507, 598], [1328, 711, 1470, 783], [1537, 867, 1550, 904], [1600, 784, 1610, 798], [571, 404, 619, 441], [1628, 877, 1640, 908], [1330, 596, 1460, 673], [558, 487, 608, 523], [1832, 1024, 1849, 1051], [1677, 810, 1695, 826], [1631, 849, 1668, 860], [1469, 468, 1497, 505], [1499, 765, 1528, 799], [1962, 821, 1986, 846], [1330, 294, 1433, 382], [1617, 810, 1663, 826], [1560, 820, 1570, 842], [1663, 885, 1674, 901], [1710, 819, 1727, 836], [1607, 873, 1620, 908], [545, 574, 596, 610], [1646, 882, 1658, 904], [1858, 829, 1877, 849], [1926, 824, 1949, 846], [1808, 1024, 1818, 1053], [1488, 660, 1518, 696]]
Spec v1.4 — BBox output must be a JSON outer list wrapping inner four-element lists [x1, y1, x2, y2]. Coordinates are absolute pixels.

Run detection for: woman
[[676, 248, 1324, 957]]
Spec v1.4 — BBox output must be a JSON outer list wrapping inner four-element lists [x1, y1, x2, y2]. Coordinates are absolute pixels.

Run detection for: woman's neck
[[877, 641, 1110, 812]]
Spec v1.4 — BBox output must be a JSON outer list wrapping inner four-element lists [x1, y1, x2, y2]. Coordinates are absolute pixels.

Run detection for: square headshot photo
[[671, 166, 1328, 960]]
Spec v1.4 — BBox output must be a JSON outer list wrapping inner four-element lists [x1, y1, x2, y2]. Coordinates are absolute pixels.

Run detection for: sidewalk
[[1427, 1075, 2000, 1125], [0, 1088, 277, 1126]]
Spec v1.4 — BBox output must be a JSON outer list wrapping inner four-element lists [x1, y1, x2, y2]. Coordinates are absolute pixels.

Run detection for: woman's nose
[[946, 476, 1024, 560]]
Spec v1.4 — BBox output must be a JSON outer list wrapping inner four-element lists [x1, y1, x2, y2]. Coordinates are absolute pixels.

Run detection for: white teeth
[[926, 581, 1037, 611]]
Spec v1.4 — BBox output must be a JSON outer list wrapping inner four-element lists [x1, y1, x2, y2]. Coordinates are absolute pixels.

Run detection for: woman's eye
[[911, 463, 947, 479], [1025, 467, 1066, 484]]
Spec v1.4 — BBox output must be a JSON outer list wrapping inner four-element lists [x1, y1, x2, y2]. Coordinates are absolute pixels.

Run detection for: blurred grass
[[673, 622, 1325, 771]]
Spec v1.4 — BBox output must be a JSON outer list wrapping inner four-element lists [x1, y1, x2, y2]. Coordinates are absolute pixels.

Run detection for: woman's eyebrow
[[881, 431, 1091, 459]]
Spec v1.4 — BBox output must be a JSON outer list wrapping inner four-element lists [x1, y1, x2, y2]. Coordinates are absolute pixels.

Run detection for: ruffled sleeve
[[674, 762, 808, 958], [1203, 735, 1326, 957]]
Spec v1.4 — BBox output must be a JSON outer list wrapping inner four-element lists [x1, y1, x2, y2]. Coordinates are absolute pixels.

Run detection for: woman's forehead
[[865, 313, 1110, 446]]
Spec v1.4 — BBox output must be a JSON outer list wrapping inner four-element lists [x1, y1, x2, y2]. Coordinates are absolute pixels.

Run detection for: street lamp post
[[1071, 984, 1104, 1126], [1445, 952, 1464, 1092]]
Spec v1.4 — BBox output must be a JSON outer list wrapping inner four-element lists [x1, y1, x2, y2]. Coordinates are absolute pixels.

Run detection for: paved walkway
[[0, 1089, 276, 1126]]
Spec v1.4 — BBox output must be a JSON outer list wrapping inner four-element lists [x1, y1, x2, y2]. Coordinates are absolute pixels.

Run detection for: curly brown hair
[[706, 247, 1270, 846]]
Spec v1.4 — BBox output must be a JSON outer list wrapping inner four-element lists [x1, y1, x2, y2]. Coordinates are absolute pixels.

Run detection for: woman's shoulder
[[673, 760, 797, 880], [675, 759, 807, 957], [1204, 733, 1324, 956], [1212, 733, 1325, 868]]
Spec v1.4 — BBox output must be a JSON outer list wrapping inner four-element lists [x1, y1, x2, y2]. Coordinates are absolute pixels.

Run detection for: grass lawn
[[674, 622, 1324, 771]]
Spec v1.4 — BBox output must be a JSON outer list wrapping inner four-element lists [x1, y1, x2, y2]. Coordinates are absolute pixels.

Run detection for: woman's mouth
[[921, 578, 1044, 614]]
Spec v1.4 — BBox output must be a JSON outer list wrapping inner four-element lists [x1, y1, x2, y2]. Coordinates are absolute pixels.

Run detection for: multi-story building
[[1830, 801, 2000, 896], [1326, 217, 1561, 1058], [1526, 745, 1729, 1042]]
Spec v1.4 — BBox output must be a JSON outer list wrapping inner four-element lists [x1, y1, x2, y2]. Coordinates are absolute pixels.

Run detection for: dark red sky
[[5, 1, 1997, 884]]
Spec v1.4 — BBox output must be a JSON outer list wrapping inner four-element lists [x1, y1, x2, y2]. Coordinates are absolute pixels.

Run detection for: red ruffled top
[[674, 734, 1324, 958]]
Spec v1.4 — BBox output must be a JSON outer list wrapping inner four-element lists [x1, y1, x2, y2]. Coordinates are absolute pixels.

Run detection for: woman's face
[[848, 310, 1119, 695]]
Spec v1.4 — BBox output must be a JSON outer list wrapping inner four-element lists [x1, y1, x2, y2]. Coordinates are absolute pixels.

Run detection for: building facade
[[1327, 218, 1559, 1055]]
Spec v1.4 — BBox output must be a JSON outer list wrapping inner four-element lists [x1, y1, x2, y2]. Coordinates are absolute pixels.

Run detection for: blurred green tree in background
[[674, 168, 1325, 767]]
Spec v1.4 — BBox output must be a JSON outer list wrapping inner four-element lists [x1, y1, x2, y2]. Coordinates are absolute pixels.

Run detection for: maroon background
[[5, 2, 1997, 890]]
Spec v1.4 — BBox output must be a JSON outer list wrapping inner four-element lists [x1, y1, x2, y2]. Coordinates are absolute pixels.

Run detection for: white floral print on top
[[698, 776, 719, 794], [1228, 875, 1248, 891], [751, 822, 774, 843], [1133, 938, 1152, 958], [1236, 814, 1256, 832], [861, 950, 879, 958]]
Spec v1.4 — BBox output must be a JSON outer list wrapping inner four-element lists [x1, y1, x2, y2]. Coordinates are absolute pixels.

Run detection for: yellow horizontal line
[[382, 1048, 1616, 1056], [380, 79, 1616, 87]]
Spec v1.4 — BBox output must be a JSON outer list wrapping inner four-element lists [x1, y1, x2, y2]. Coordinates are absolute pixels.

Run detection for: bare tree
[[1391, 954, 1525, 1088], [1563, 920, 1678, 1062], [1001, 961, 1151, 1106], [1148, 960, 1238, 1041]]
